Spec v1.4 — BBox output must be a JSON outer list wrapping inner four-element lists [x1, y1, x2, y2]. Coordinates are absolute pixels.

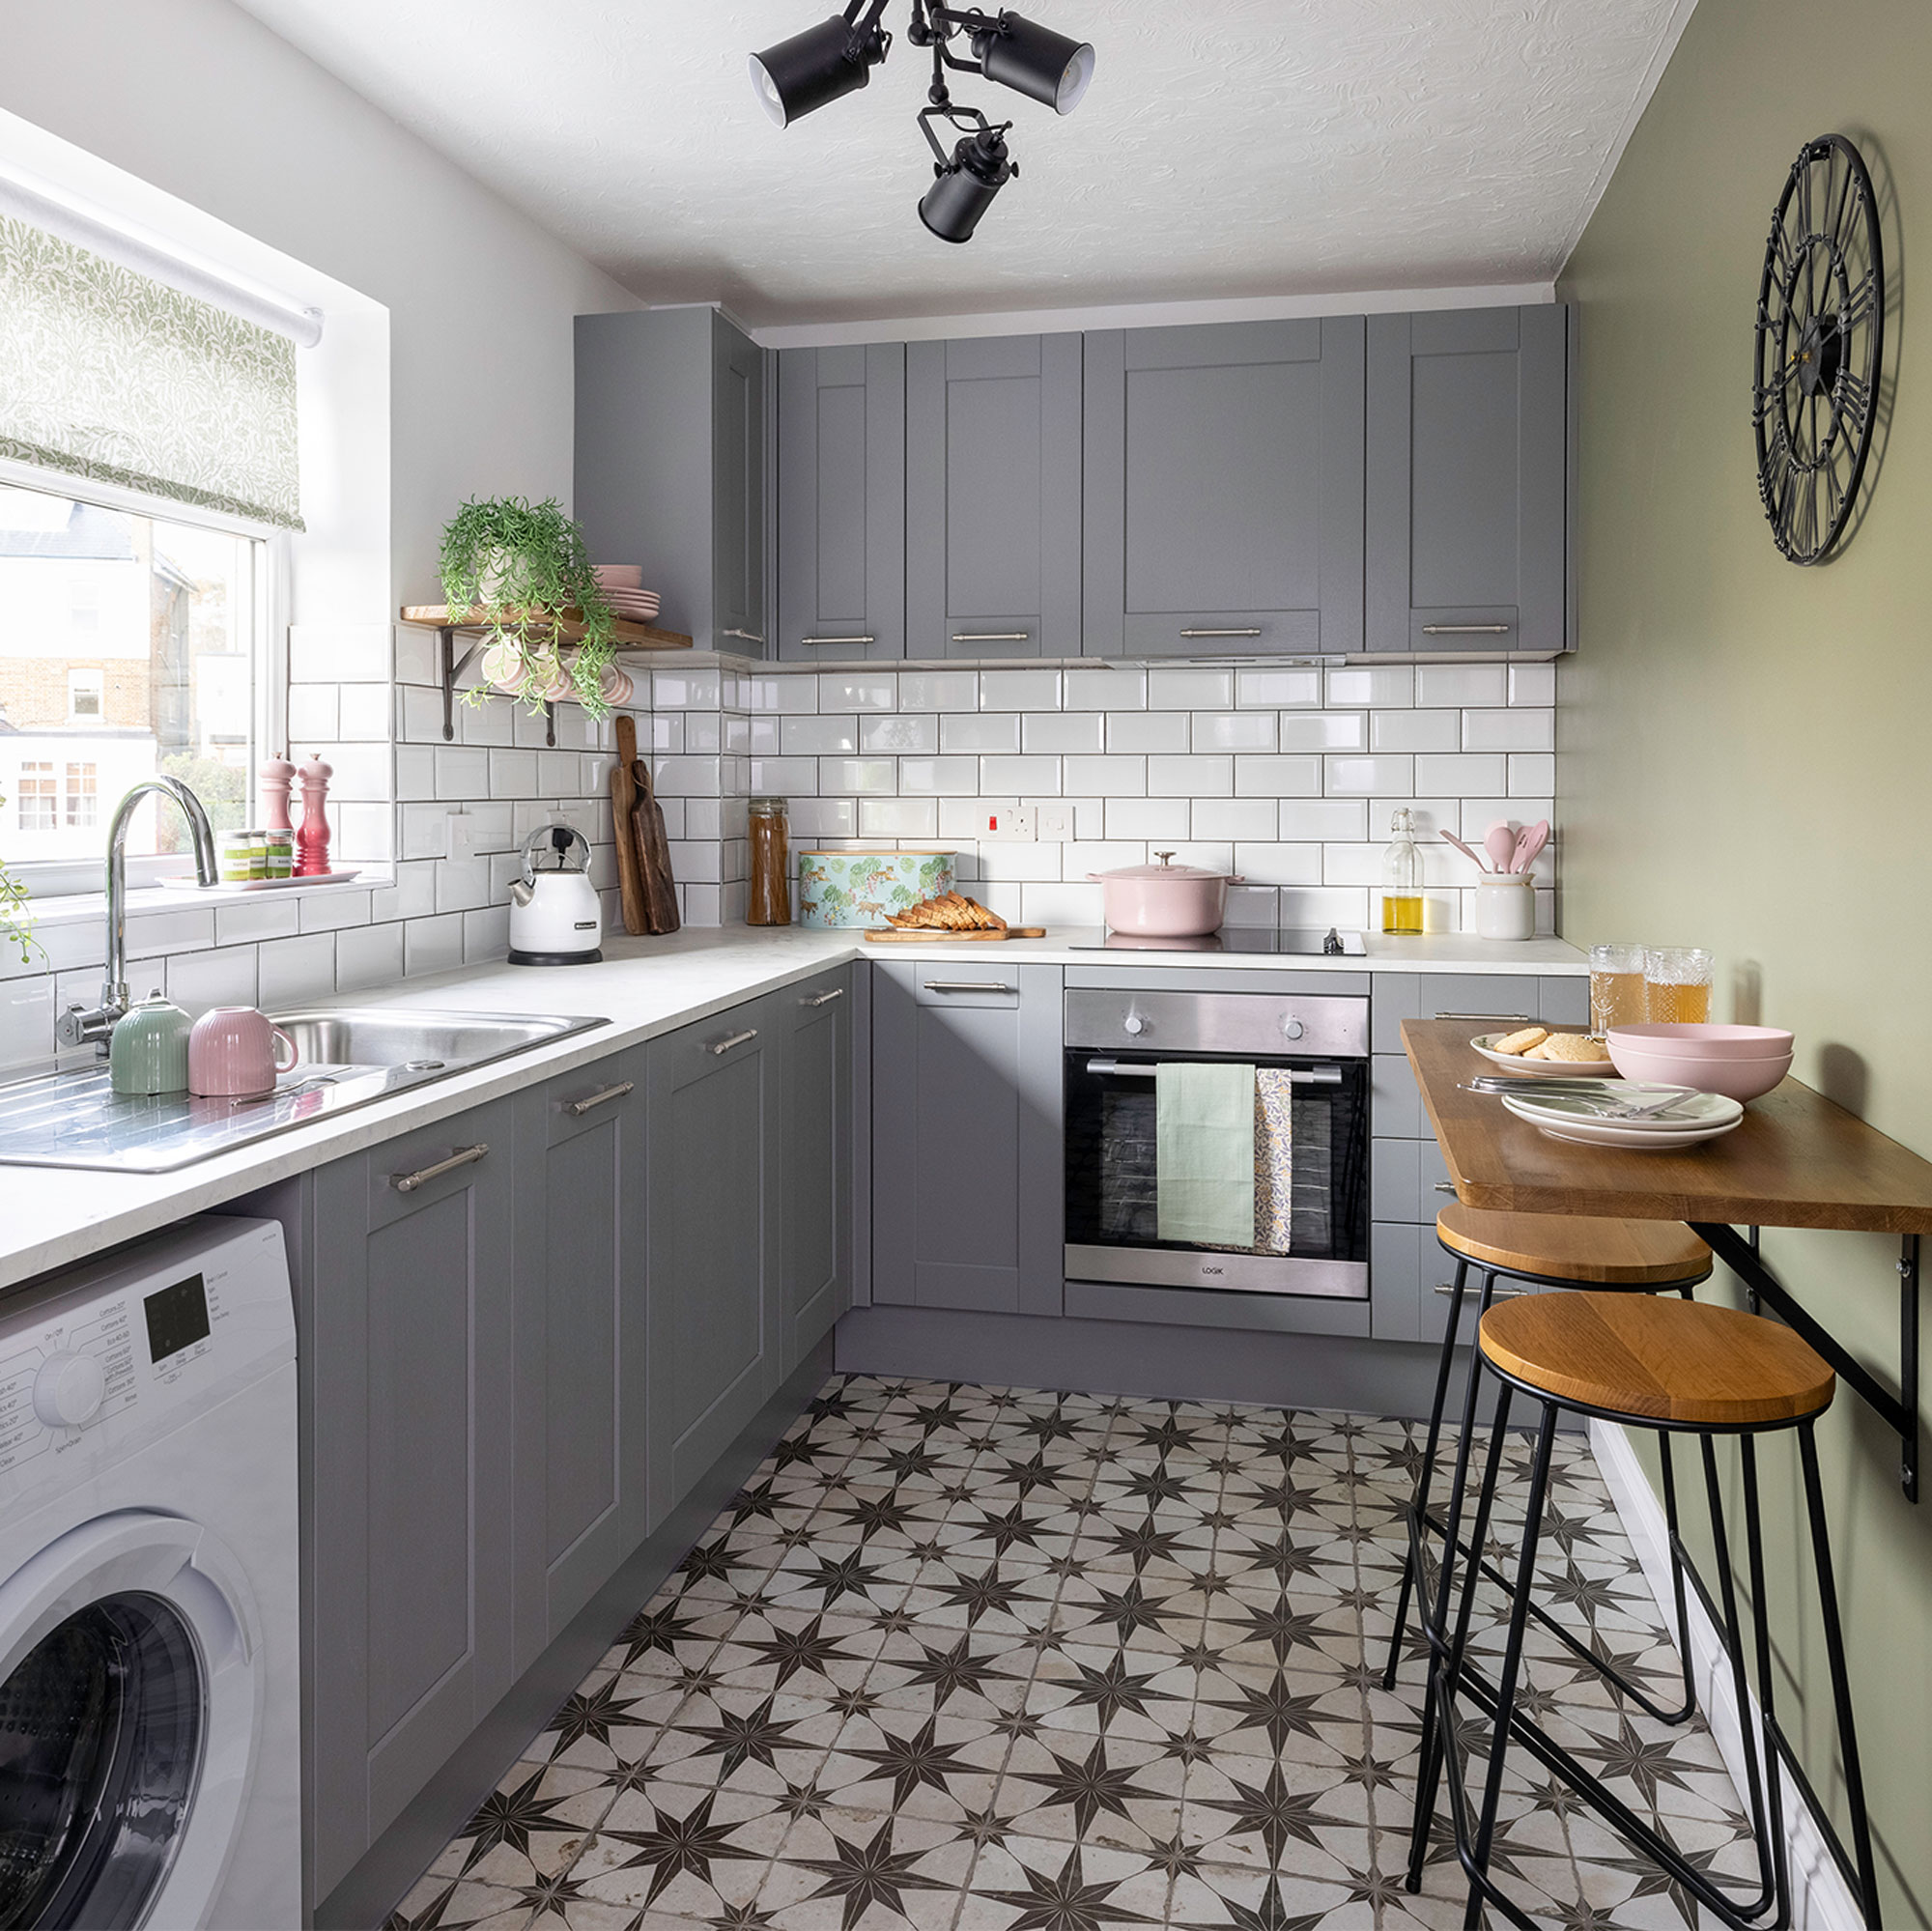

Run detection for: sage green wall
[[1559, 0, 1932, 1917]]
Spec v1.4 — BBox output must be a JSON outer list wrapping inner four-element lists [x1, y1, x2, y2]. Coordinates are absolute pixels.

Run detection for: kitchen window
[[16, 762, 54, 833], [64, 761, 97, 829], [67, 667, 102, 721]]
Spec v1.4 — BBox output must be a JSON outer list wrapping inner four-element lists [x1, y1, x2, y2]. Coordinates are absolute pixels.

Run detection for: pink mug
[[188, 1007, 299, 1097]]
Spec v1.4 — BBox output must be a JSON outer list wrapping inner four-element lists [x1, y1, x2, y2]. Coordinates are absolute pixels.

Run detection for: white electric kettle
[[507, 823, 604, 966]]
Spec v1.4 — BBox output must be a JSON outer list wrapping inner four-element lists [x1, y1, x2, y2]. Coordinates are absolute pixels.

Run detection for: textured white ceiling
[[233, 0, 1693, 327]]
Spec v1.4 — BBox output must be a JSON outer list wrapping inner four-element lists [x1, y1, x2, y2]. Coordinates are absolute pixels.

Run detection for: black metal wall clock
[[1753, 133, 1884, 564]]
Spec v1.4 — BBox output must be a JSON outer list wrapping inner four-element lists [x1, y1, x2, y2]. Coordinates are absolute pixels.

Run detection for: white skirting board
[[1587, 1419, 1863, 1931]]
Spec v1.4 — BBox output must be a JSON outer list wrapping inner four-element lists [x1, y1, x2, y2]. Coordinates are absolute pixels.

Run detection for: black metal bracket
[[439, 624, 554, 750], [1691, 1222, 1921, 1501]]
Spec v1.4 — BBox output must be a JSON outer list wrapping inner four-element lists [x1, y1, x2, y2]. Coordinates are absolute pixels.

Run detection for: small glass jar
[[747, 797, 791, 926], [1380, 809, 1423, 935], [264, 830, 295, 880], [216, 831, 256, 885]]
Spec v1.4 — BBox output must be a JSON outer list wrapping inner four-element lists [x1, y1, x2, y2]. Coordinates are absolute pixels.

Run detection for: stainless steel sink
[[0, 1008, 609, 1173]]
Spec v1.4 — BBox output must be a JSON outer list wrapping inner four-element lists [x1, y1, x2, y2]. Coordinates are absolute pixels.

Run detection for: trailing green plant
[[438, 496, 618, 717], [0, 794, 40, 967]]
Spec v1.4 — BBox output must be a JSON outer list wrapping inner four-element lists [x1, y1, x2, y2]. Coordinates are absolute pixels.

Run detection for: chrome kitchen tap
[[58, 777, 218, 1054]]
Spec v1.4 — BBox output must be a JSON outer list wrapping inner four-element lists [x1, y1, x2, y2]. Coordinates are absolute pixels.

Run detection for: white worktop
[[0, 924, 1582, 1293]]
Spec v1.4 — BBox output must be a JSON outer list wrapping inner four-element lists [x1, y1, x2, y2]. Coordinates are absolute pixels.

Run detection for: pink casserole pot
[[1088, 852, 1243, 937]]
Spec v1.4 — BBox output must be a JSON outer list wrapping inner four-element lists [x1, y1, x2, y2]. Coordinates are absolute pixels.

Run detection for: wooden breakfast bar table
[[1401, 1019, 1932, 1926]]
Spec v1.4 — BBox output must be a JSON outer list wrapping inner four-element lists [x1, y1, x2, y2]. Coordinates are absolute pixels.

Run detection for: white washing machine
[[0, 1217, 299, 1930]]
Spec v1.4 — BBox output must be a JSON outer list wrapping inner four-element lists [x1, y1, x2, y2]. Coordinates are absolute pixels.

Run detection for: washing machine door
[[0, 1511, 265, 1931]]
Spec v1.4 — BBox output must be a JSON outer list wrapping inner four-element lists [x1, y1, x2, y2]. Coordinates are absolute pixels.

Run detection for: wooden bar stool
[[1383, 1205, 1713, 1728], [1411, 1292, 1878, 1931]]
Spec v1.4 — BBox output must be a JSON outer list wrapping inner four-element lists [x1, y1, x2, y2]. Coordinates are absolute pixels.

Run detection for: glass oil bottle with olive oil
[[1380, 809, 1424, 935]]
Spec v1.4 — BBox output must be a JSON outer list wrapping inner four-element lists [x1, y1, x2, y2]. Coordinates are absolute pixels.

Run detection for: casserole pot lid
[[1091, 850, 1235, 882]]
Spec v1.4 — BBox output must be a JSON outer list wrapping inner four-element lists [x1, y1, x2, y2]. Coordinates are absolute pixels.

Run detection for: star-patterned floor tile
[[387, 1376, 1769, 1931]]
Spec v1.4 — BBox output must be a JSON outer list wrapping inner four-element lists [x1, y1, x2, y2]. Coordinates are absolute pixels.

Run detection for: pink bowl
[[593, 563, 642, 590], [1607, 1036, 1792, 1101], [1608, 1023, 1794, 1060]]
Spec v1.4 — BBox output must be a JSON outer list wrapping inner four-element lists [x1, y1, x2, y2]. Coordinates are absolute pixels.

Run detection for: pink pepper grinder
[[259, 753, 296, 833], [295, 752, 332, 877]]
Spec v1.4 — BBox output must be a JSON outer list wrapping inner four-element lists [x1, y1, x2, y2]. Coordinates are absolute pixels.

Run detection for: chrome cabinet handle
[[710, 1029, 759, 1056], [1085, 1059, 1341, 1085], [802, 987, 845, 1008], [722, 628, 765, 644], [1433, 1180, 1458, 1193], [1179, 627, 1263, 639], [924, 980, 1011, 994], [1435, 1279, 1528, 1297], [391, 1143, 488, 1194], [1421, 624, 1512, 635], [566, 1081, 634, 1116], [799, 636, 876, 646], [952, 632, 1029, 642], [1434, 1012, 1534, 1023]]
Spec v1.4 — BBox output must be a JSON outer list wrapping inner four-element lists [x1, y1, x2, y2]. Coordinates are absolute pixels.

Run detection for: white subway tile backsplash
[[1236, 667, 1322, 708], [654, 667, 724, 710], [1147, 754, 1231, 798], [975, 840, 1065, 882], [1065, 666, 1142, 710], [1415, 664, 1508, 708], [653, 755, 724, 797], [895, 670, 979, 711], [980, 668, 1063, 711], [393, 625, 439, 686], [1278, 798, 1370, 842], [1325, 755, 1415, 797], [213, 896, 303, 946], [1413, 753, 1509, 795], [1192, 712, 1276, 752], [399, 684, 444, 744], [1222, 885, 1283, 926], [1509, 753, 1556, 796], [488, 749, 540, 798], [1371, 709, 1460, 753], [1282, 885, 1370, 928], [1106, 712, 1190, 754], [0, 976, 53, 1071], [980, 755, 1062, 795], [1278, 712, 1368, 753], [1191, 798, 1277, 843], [858, 797, 939, 839], [435, 746, 493, 799], [1105, 798, 1191, 841], [817, 672, 898, 712], [1063, 754, 1146, 796], [255, 933, 336, 1008], [1463, 708, 1554, 753], [748, 716, 780, 755], [941, 713, 1021, 753], [457, 695, 516, 747], [338, 683, 392, 742], [781, 714, 858, 755], [288, 684, 339, 742], [1509, 663, 1556, 706], [435, 857, 493, 915], [684, 711, 723, 753], [819, 758, 896, 795], [793, 798, 859, 839], [863, 714, 938, 753], [166, 945, 258, 1016], [748, 673, 819, 715], [463, 905, 512, 962], [750, 757, 818, 795], [335, 922, 405, 992], [1232, 842, 1323, 886], [1023, 712, 1104, 754], [394, 746, 437, 802], [405, 914, 466, 978], [1021, 881, 1104, 926], [124, 909, 216, 957], [896, 757, 980, 796], [335, 803, 395, 864], [290, 623, 389, 684], [1146, 667, 1233, 710], [299, 888, 375, 933], [1326, 666, 1412, 708], [1234, 755, 1321, 798]]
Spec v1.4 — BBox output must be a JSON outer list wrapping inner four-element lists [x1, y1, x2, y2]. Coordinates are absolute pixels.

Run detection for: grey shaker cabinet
[[306, 1098, 516, 1898], [646, 997, 784, 1521], [871, 962, 1064, 1315], [1366, 304, 1572, 653], [780, 966, 854, 1371], [778, 345, 906, 661], [905, 332, 1084, 658], [508, 1053, 648, 1675], [575, 306, 769, 653], [1082, 318, 1367, 657]]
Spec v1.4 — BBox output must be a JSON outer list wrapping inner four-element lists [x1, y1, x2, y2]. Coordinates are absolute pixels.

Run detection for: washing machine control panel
[[0, 1217, 291, 1500]]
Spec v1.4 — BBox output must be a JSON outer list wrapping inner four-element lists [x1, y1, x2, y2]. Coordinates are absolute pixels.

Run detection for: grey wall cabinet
[[509, 1053, 648, 1674], [780, 966, 854, 1371], [1083, 318, 1366, 657], [871, 962, 1064, 1314], [778, 345, 906, 662], [906, 333, 1083, 659], [646, 998, 783, 1520], [1366, 304, 1572, 653], [306, 1099, 515, 1898], [576, 307, 769, 653]]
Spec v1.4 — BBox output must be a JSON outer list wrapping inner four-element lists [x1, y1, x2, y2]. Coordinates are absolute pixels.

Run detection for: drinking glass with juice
[[1645, 948, 1715, 1024], [1588, 943, 1647, 1036]]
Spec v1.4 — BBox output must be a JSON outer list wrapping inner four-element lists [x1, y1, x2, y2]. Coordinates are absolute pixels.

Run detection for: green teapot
[[110, 991, 192, 1096]]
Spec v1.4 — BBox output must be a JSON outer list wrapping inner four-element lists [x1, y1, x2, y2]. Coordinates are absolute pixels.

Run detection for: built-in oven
[[1064, 986, 1370, 1298]]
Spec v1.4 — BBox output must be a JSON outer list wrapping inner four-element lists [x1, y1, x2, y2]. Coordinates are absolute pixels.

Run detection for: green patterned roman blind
[[0, 213, 303, 530]]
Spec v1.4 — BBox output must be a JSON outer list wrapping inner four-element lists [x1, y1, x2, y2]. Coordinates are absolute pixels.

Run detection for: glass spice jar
[[748, 796, 791, 925]]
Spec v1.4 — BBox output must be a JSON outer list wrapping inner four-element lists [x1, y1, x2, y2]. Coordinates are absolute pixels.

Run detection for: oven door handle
[[1082, 1059, 1344, 1086]]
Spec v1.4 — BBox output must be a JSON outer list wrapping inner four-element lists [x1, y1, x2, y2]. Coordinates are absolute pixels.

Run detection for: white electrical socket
[[979, 805, 1036, 842], [446, 811, 483, 861], [1036, 804, 1072, 842]]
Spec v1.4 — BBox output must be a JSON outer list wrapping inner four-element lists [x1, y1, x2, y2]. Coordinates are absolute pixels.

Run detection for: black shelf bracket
[[439, 624, 554, 749], [1691, 1222, 1921, 1500]]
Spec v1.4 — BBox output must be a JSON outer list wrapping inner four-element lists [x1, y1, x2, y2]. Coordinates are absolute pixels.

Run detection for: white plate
[[1470, 1032, 1618, 1076], [1532, 1116, 1743, 1150], [1502, 1088, 1744, 1149]]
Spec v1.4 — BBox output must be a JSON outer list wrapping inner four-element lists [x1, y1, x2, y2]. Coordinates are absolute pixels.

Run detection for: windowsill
[[22, 871, 396, 931]]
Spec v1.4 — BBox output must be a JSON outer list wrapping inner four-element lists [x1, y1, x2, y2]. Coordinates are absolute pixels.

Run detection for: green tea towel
[[1156, 1062, 1257, 1248]]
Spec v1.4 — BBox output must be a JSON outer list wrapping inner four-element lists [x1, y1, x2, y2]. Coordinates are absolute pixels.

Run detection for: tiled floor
[[385, 1377, 1759, 1931]]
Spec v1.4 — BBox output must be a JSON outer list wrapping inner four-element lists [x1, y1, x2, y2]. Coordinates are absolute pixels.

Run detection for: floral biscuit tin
[[797, 849, 955, 928]]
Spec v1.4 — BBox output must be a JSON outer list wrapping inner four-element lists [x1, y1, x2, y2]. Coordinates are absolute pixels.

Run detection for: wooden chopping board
[[864, 926, 1046, 942], [630, 754, 681, 935], [611, 716, 647, 936]]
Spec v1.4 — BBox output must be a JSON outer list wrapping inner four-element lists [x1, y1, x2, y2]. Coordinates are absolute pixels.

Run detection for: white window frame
[[0, 453, 290, 897]]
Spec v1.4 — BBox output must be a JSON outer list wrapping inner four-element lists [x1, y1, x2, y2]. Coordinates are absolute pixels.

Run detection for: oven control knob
[[1281, 1018, 1306, 1041], [1122, 1015, 1146, 1036], [34, 1350, 105, 1429]]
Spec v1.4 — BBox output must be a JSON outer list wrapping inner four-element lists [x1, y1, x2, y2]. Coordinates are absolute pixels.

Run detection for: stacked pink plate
[[1605, 1023, 1795, 1102], [593, 564, 660, 624]]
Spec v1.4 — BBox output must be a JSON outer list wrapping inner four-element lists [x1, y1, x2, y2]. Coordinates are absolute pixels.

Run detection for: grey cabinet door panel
[[1084, 318, 1364, 657], [779, 344, 905, 661], [309, 1099, 514, 1893], [647, 1002, 781, 1519], [714, 312, 767, 648], [781, 969, 852, 1369], [1366, 304, 1570, 652], [871, 963, 1063, 1315], [906, 333, 1083, 657]]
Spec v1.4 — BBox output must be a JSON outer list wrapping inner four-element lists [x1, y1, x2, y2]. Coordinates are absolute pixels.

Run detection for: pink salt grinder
[[295, 752, 332, 877], [259, 753, 296, 833]]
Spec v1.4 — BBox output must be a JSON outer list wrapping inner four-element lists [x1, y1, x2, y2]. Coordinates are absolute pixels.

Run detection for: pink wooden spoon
[[1512, 820, 1549, 872], [1484, 823, 1519, 871], [1439, 831, 1491, 872]]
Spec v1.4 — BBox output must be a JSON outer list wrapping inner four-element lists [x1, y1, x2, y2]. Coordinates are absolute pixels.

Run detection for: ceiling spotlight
[[970, 13, 1094, 115], [918, 114, 1016, 243], [749, 4, 892, 128]]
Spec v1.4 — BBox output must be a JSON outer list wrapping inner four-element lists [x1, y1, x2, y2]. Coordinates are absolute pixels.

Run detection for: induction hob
[[1068, 926, 1365, 956]]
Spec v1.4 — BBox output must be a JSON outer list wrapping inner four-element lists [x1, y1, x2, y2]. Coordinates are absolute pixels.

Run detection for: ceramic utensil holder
[[1475, 874, 1537, 941]]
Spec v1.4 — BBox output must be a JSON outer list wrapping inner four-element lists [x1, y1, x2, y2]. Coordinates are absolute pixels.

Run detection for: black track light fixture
[[748, 2, 1094, 241]]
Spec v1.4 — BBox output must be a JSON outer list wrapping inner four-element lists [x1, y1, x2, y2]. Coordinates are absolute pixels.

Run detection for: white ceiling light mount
[[749, 2, 1095, 242]]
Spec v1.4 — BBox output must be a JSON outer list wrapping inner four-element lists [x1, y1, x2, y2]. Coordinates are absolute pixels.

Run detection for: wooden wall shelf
[[398, 606, 695, 652]]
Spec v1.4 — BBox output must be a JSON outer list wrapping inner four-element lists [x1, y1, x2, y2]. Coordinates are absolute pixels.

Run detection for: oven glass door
[[1064, 1049, 1369, 1296]]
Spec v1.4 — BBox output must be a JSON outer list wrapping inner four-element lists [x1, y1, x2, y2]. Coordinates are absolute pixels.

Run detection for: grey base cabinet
[[781, 966, 854, 1371], [306, 1098, 516, 1898], [871, 962, 1063, 1315], [646, 998, 784, 1519], [509, 1054, 649, 1675]]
